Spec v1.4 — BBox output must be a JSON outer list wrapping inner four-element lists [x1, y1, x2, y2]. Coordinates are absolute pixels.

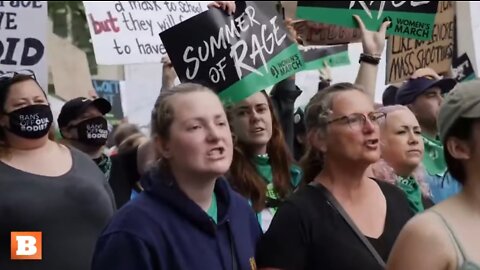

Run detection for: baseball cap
[[438, 80, 480, 142], [58, 97, 112, 128], [395, 77, 457, 105], [382, 85, 399, 106]]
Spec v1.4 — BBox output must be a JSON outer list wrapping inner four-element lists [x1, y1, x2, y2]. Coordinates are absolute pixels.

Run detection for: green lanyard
[[396, 176, 424, 213]]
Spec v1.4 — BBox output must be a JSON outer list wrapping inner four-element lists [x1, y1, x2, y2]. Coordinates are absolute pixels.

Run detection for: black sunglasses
[[0, 69, 36, 82]]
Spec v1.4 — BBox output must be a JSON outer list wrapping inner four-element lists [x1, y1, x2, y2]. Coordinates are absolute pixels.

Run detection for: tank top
[[431, 211, 480, 270]]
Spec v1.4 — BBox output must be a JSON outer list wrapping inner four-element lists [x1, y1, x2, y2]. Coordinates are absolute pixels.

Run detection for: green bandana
[[253, 154, 273, 184], [396, 176, 424, 213], [94, 154, 112, 182], [422, 134, 447, 176], [207, 192, 218, 224]]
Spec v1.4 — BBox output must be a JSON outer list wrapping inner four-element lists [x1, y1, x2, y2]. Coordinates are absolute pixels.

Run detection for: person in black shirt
[[256, 81, 414, 270], [58, 97, 113, 180]]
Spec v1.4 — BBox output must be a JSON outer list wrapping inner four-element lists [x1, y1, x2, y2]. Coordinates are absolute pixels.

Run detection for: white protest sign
[[83, 1, 210, 65], [0, 1, 48, 89]]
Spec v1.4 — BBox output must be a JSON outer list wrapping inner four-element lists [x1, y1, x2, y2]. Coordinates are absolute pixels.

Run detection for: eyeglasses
[[0, 69, 36, 82], [327, 112, 386, 130]]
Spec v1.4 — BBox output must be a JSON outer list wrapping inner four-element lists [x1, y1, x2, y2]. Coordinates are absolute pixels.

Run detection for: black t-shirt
[[256, 180, 414, 270], [109, 147, 140, 208]]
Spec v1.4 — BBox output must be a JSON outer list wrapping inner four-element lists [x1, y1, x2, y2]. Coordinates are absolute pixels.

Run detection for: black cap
[[58, 97, 112, 128], [382, 85, 399, 106], [395, 77, 457, 105]]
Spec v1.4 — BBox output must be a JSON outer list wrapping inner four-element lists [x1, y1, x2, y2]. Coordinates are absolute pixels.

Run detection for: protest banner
[[453, 53, 476, 82], [281, 1, 361, 45], [296, 1, 439, 41], [160, 1, 305, 104], [83, 1, 209, 65], [386, 1, 455, 84], [300, 45, 350, 71], [294, 20, 362, 45], [92, 80, 125, 124], [0, 1, 47, 89]]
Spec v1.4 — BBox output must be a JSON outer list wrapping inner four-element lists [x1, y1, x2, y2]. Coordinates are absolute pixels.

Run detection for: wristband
[[359, 53, 381, 65]]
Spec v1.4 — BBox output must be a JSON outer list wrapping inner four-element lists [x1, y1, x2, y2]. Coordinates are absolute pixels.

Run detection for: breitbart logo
[[11, 232, 42, 260]]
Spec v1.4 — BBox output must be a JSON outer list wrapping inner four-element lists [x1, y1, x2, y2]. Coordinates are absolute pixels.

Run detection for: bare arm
[[387, 212, 455, 270], [353, 15, 390, 101], [161, 56, 177, 92]]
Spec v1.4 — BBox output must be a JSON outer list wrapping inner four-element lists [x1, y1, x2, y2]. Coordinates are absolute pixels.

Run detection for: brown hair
[[443, 117, 478, 185], [227, 91, 294, 212], [113, 123, 141, 146], [300, 82, 365, 184], [151, 83, 217, 169], [0, 75, 47, 158]]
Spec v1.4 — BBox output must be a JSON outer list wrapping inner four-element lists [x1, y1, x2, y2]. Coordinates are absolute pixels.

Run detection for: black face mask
[[6, 104, 53, 139], [75, 116, 109, 147]]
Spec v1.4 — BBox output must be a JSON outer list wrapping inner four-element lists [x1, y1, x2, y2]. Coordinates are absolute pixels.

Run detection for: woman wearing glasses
[[0, 71, 116, 270], [255, 83, 414, 270]]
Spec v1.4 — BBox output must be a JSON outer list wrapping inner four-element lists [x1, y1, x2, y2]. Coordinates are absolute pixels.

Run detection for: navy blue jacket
[[91, 166, 262, 270]]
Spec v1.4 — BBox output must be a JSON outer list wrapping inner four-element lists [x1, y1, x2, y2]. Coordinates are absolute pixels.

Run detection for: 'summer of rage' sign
[[83, 1, 209, 65], [160, 1, 305, 104], [296, 1, 439, 41]]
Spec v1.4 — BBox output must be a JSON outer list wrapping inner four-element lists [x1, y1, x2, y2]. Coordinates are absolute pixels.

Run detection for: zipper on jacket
[[226, 220, 238, 270]]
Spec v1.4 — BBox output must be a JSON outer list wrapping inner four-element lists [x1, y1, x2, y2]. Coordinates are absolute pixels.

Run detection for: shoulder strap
[[430, 210, 470, 263], [309, 182, 386, 268]]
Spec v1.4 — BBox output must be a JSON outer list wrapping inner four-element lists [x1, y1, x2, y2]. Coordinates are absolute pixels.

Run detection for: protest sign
[[453, 53, 476, 82], [160, 1, 305, 104], [281, 1, 361, 45], [92, 80, 125, 124], [294, 20, 362, 45], [0, 1, 47, 89], [386, 1, 455, 84], [296, 1, 439, 41], [300, 45, 350, 71], [83, 1, 209, 65]]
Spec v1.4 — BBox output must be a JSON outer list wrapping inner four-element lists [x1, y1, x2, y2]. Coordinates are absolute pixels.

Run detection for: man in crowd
[[58, 97, 112, 180], [396, 74, 461, 203]]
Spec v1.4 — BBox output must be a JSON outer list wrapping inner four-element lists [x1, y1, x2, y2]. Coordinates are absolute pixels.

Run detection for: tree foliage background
[[48, 1, 97, 74]]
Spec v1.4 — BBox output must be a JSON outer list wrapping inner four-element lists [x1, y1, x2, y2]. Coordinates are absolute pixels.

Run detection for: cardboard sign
[[300, 45, 350, 71], [0, 1, 48, 89], [160, 1, 305, 104], [83, 1, 209, 65], [297, 1, 439, 41], [453, 53, 476, 82], [294, 20, 362, 45], [92, 80, 125, 124], [386, 1, 455, 84]]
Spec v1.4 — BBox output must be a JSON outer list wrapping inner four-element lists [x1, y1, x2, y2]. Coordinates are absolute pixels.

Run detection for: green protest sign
[[296, 1, 439, 41], [300, 45, 350, 71]]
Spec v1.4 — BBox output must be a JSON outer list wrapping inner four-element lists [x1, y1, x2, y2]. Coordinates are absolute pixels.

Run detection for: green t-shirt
[[396, 176, 424, 213], [253, 154, 302, 231], [206, 192, 218, 224], [422, 134, 447, 176]]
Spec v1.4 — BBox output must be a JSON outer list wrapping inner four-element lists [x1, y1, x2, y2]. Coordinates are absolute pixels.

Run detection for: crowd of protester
[[0, 1, 478, 270]]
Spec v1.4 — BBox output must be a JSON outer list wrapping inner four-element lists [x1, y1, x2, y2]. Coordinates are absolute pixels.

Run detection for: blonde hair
[[150, 83, 217, 169], [371, 105, 431, 197]]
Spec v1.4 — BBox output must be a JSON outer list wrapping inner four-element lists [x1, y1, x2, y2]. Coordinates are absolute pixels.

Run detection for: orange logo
[[11, 232, 42, 260]]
